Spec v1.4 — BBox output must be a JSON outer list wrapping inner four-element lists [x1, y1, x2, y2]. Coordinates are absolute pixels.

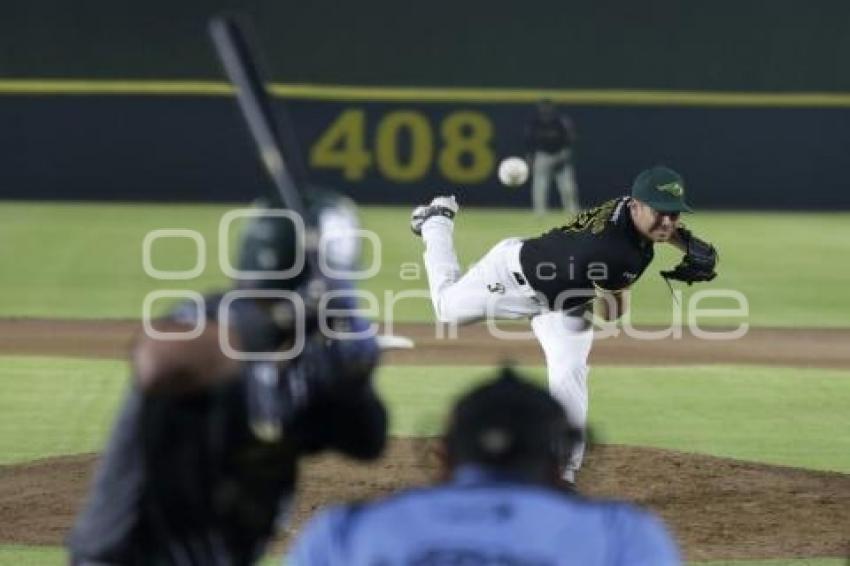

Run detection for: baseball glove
[[660, 228, 718, 285]]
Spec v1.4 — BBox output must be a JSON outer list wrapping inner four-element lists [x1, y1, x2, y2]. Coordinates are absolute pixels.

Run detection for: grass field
[[1, 202, 848, 565], [1, 203, 849, 326], [0, 544, 841, 566], [0, 552, 845, 566], [3, 357, 849, 472]]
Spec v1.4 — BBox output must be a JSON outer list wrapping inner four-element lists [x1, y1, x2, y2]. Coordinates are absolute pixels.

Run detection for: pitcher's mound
[[4, 440, 847, 562]]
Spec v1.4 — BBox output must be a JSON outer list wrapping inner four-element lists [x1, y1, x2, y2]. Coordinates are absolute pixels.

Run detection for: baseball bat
[[208, 15, 321, 275], [210, 15, 323, 441]]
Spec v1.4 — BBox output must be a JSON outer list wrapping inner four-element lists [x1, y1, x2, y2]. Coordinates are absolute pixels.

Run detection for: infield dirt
[[2, 319, 849, 368], [1, 319, 849, 561]]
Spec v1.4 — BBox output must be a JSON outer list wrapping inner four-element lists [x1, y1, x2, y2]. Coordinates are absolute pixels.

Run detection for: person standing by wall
[[526, 99, 580, 215]]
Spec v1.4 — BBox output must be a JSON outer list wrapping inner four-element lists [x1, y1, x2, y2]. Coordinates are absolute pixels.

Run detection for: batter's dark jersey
[[519, 197, 655, 310], [67, 293, 387, 565]]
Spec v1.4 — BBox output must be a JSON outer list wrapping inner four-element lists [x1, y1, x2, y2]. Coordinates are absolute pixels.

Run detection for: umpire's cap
[[445, 367, 581, 475]]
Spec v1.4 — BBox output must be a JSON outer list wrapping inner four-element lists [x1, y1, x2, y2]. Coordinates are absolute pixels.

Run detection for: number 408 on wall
[[309, 109, 495, 184]]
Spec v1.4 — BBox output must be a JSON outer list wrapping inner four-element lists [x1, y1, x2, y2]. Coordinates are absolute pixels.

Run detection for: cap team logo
[[656, 185, 685, 197], [657, 182, 684, 197]]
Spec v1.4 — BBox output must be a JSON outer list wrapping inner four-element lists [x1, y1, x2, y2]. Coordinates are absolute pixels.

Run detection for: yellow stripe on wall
[[2, 79, 850, 107], [0, 80, 233, 96]]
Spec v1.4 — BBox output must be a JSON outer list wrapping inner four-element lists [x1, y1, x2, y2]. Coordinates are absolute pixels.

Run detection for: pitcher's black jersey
[[519, 197, 654, 310]]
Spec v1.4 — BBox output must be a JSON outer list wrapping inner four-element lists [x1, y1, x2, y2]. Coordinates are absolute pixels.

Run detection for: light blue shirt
[[287, 465, 680, 566]]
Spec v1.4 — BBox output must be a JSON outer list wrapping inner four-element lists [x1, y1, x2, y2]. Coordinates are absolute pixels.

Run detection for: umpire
[[288, 367, 681, 566], [67, 199, 387, 565]]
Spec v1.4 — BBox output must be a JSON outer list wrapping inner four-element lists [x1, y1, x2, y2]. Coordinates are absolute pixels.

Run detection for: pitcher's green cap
[[631, 166, 693, 213]]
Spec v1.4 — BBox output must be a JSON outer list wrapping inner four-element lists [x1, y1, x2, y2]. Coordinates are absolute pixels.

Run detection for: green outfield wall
[[2, 2, 849, 208], [2, 84, 849, 209], [4, 1, 850, 91]]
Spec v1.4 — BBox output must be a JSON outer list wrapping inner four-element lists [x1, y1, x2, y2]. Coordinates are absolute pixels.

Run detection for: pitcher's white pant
[[421, 217, 592, 478], [532, 149, 579, 215]]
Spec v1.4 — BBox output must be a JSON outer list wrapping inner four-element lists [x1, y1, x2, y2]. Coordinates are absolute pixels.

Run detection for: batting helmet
[[235, 189, 360, 290], [235, 211, 307, 291]]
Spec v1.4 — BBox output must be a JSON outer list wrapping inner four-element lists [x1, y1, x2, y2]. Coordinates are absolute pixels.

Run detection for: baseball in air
[[497, 157, 530, 187]]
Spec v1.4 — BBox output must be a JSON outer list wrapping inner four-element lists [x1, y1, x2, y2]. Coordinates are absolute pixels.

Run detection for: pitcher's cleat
[[410, 195, 459, 236]]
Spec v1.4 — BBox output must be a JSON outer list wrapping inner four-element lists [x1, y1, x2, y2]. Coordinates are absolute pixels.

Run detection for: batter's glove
[[661, 228, 718, 285]]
